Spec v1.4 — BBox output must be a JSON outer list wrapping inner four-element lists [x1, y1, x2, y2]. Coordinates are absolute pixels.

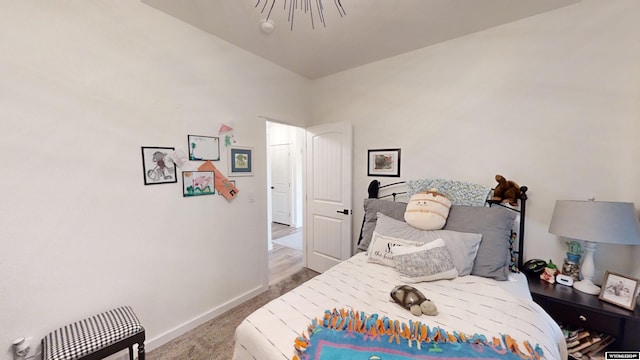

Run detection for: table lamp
[[548, 200, 640, 295]]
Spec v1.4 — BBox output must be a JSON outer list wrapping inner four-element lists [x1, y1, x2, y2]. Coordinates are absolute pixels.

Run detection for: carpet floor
[[146, 267, 319, 360]]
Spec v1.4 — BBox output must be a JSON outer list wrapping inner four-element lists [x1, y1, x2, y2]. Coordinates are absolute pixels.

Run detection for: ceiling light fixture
[[255, 0, 346, 31], [260, 20, 275, 33]]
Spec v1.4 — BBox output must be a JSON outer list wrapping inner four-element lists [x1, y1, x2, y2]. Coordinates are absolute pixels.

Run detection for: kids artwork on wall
[[188, 135, 220, 161], [198, 161, 239, 201], [219, 180, 236, 196], [182, 171, 215, 197], [141, 146, 177, 185], [218, 124, 236, 147], [228, 146, 253, 177]]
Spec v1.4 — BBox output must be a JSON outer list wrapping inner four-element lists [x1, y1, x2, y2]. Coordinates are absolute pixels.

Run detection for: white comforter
[[232, 253, 567, 360]]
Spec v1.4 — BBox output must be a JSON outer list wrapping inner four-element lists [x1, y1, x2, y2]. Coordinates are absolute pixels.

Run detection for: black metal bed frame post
[[518, 186, 528, 270]]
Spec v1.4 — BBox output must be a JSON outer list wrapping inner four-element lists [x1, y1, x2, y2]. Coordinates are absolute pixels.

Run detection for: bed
[[233, 179, 567, 360]]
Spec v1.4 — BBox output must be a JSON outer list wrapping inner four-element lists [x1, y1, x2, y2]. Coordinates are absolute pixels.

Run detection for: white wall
[[312, 0, 640, 281], [0, 1, 309, 358], [1, 0, 639, 357]]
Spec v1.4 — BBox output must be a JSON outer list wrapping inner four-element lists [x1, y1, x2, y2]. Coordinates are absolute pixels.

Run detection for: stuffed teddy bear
[[491, 174, 521, 206], [390, 285, 438, 316]]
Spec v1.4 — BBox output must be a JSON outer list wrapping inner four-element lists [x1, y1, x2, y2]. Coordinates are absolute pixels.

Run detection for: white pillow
[[366, 231, 422, 267], [375, 213, 481, 276], [391, 239, 458, 283]]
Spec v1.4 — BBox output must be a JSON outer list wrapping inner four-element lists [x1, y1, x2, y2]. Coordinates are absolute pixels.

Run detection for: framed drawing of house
[[228, 146, 253, 177]]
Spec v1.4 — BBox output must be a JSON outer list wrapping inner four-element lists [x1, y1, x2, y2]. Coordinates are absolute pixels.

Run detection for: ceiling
[[141, 0, 579, 79]]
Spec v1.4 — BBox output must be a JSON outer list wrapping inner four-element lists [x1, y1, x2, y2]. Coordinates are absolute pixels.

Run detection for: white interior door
[[306, 121, 352, 273], [271, 144, 291, 225]]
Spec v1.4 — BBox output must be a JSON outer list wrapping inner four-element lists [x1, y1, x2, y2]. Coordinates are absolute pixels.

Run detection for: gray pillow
[[374, 213, 481, 276], [358, 199, 407, 252], [391, 239, 458, 283], [443, 205, 516, 281]]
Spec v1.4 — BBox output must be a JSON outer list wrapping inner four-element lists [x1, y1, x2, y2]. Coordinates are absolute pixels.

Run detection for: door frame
[[266, 119, 307, 265], [266, 119, 353, 272]]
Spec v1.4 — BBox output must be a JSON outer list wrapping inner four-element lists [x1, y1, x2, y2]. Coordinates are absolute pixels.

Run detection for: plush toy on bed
[[390, 285, 438, 316], [404, 189, 451, 230], [491, 174, 521, 206]]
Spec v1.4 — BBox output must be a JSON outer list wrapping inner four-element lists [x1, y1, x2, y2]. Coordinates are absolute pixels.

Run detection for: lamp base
[[573, 279, 601, 295]]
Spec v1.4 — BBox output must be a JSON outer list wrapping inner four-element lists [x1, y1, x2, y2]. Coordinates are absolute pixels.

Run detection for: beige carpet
[[147, 268, 319, 360]]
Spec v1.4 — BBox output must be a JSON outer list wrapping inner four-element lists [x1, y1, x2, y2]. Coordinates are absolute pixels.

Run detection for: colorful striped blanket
[[294, 309, 544, 360]]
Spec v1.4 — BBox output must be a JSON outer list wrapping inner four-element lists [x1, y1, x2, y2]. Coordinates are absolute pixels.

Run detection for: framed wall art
[[188, 135, 220, 161], [599, 271, 640, 310], [182, 171, 215, 197], [367, 148, 401, 177], [229, 146, 253, 177], [141, 146, 177, 185]]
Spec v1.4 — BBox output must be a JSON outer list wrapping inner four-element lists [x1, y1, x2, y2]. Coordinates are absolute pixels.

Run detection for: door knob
[[336, 209, 350, 215]]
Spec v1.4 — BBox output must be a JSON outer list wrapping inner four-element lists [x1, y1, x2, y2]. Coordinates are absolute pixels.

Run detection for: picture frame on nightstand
[[599, 271, 640, 311]]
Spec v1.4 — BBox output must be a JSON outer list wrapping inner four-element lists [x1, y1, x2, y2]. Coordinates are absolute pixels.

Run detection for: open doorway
[[266, 120, 305, 284]]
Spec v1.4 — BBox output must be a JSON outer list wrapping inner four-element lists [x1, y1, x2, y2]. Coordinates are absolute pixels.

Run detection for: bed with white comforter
[[233, 180, 567, 360], [232, 253, 567, 360]]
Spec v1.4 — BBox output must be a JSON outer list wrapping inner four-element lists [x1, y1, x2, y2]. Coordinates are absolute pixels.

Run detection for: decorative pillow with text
[[366, 231, 422, 267], [374, 213, 481, 276]]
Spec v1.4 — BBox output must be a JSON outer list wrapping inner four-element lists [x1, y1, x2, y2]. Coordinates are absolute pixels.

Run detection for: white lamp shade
[[549, 200, 640, 245]]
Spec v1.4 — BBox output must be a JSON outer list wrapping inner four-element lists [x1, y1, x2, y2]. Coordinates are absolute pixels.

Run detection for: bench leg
[[138, 342, 145, 360]]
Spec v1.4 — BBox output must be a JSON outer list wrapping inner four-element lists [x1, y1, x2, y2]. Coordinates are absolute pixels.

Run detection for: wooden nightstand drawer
[[535, 297, 623, 337]]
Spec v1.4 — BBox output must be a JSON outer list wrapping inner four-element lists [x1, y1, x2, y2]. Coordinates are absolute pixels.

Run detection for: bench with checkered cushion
[[42, 306, 145, 360]]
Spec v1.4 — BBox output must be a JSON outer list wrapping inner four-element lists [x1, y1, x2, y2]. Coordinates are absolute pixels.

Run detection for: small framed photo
[[367, 148, 401, 177], [599, 271, 640, 310], [141, 146, 177, 185], [229, 146, 253, 177], [188, 135, 220, 161], [182, 171, 215, 197]]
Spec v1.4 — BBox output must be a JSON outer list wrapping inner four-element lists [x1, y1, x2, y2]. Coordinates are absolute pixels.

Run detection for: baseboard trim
[[143, 283, 268, 352]]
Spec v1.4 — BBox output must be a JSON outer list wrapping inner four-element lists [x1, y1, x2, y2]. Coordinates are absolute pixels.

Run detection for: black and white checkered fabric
[[42, 306, 143, 360]]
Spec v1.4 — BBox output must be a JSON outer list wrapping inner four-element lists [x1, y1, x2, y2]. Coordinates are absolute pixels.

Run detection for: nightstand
[[527, 274, 640, 351]]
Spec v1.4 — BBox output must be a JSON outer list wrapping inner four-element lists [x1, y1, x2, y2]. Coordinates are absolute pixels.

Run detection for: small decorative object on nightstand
[[556, 274, 574, 287], [599, 271, 640, 311], [562, 241, 582, 281], [540, 260, 557, 284], [548, 200, 640, 295]]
